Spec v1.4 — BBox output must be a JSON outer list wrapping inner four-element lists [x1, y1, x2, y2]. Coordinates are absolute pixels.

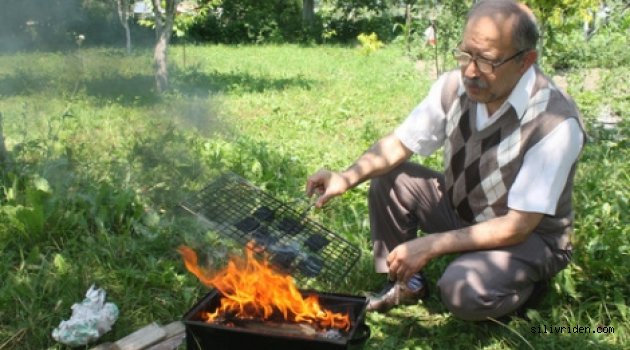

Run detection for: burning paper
[[178, 244, 350, 331]]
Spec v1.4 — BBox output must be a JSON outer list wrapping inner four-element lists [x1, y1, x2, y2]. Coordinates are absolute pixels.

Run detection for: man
[[306, 0, 585, 321]]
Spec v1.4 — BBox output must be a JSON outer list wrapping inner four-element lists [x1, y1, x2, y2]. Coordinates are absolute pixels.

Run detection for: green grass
[[0, 44, 628, 349]]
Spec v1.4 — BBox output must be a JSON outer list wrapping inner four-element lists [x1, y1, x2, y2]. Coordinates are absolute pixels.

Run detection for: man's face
[[459, 15, 527, 113]]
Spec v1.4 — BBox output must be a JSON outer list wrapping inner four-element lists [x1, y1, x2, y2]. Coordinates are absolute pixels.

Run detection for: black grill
[[183, 289, 370, 350], [179, 173, 361, 285]]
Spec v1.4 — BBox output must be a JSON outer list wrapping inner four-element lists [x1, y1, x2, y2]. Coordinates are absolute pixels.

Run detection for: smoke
[[0, 0, 153, 52]]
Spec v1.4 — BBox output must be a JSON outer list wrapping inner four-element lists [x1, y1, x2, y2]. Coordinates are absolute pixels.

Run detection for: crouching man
[[306, 0, 584, 320]]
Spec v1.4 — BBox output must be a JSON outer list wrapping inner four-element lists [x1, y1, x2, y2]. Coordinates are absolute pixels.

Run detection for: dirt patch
[[582, 68, 602, 91], [415, 60, 440, 80], [552, 74, 568, 91], [553, 68, 602, 92]]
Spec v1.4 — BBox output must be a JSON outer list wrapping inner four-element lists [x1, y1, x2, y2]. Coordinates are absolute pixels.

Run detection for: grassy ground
[[0, 44, 627, 349]]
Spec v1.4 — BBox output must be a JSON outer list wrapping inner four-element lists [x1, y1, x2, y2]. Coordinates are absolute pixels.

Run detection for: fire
[[178, 244, 350, 331]]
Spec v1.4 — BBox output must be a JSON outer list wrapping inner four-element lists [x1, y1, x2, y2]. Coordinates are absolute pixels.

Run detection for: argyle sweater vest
[[440, 68, 585, 249]]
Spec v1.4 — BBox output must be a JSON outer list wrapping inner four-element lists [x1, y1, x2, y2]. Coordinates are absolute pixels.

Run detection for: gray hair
[[466, 0, 539, 51]]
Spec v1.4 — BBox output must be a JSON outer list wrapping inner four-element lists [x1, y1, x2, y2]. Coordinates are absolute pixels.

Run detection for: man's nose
[[462, 59, 480, 78]]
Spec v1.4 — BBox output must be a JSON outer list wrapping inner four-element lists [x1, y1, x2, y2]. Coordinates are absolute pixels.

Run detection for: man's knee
[[438, 274, 492, 321], [368, 164, 405, 193], [368, 174, 385, 196], [437, 265, 527, 321], [367, 162, 432, 204]]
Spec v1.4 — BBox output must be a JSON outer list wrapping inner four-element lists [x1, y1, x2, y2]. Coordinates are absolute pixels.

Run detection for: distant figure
[[424, 21, 436, 46]]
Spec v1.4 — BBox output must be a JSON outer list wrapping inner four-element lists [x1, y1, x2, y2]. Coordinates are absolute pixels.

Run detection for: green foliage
[[388, 1, 470, 71], [545, 27, 630, 70], [0, 43, 628, 349], [316, 0, 396, 43], [541, 1, 630, 70], [525, 0, 599, 26], [357, 32, 384, 55], [525, 0, 630, 69], [186, 0, 304, 44]]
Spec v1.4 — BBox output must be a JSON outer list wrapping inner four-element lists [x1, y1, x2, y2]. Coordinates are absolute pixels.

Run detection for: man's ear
[[520, 50, 538, 73]]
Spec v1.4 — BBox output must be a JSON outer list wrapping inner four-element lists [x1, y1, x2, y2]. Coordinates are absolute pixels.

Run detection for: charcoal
[[253, 206, 274, 222], [270, 250, 298, 270], [276, 218, 303, 235], [235, 217, 259, 233], [298, 256, 323, 277], [304, 234, 329, 252], [251, 227, 278, 247]]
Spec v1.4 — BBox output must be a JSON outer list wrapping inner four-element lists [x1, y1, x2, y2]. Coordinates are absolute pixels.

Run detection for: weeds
[[0, 45, 627, 349]]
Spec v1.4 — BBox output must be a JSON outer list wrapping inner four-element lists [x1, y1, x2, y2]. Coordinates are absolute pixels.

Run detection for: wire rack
[[179, 173, 361, 285]]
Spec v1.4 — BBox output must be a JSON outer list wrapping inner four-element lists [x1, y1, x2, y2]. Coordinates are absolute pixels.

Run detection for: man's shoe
[[366, 274, 428, 313]]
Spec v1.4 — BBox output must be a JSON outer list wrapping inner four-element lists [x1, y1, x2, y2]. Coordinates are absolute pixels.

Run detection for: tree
[[303, 0, 315, 25], [0, 113, 8, 168], [151, 0, 178, 93], [116, 0, 132, 54], [523, 0, 598, 63]]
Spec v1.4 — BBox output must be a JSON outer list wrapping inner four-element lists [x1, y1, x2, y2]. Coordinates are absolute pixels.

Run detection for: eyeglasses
[[452, 48, 526, 74]]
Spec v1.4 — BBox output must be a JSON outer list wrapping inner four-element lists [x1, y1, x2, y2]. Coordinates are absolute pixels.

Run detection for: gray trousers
[[368, 162, 571, 320]]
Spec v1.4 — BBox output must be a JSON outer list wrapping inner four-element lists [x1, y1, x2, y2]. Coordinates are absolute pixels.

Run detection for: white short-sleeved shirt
[[395, 67, 583, 215]]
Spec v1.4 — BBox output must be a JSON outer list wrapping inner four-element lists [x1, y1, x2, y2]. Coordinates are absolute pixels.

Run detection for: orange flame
[[178, 244, 350, 331]]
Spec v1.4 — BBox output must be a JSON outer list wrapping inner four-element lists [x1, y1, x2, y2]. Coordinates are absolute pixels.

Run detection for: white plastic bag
[[52, 285, 119, 347]]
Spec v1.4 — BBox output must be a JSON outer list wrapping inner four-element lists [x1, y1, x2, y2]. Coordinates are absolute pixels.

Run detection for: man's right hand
[[305, 169, 351, 208], [305, 133, 412, 209]]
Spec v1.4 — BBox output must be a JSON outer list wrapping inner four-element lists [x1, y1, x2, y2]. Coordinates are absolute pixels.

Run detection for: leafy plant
[[0, 43, 628, 349], [357, 32, 384, 55]]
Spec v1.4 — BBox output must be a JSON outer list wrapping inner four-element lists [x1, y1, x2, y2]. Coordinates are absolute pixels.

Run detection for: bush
[[545, 28, 630, 70], [317, 4, 397, 43], [186, 0, 304, 44]]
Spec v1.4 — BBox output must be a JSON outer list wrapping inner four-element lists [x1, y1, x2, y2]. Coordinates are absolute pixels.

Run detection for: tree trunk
[[116, 0, 132, 54], [539, 19, 546, 67], [432, 21, 439, 78], [151, 0, 176, 93], [123, 21, 131, 54], [404, 3, 411, 53], [0, 112, 8, 168], [154, 34, 169, 93], [302, 0, 314, 25]]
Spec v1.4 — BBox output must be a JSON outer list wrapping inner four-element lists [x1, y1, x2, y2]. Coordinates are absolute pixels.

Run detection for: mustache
[[463, 77, 488, 89]]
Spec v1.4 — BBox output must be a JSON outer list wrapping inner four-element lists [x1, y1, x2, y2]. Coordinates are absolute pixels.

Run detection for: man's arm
[[386, 209, 544, 282], [307, 133, 413, 207], [340, 132, 413, 187]]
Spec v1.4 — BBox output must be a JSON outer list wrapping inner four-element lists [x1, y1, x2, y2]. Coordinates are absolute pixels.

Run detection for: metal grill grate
[[179, 173, 361, 285]]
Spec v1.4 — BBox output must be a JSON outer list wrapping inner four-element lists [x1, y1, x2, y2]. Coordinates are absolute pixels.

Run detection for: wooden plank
[[89, 342, 119, 350], [161, 321, 185, 338], [114, 323, 166, 350], [144, 332, 186, 350], [145, 321, 186, 350]]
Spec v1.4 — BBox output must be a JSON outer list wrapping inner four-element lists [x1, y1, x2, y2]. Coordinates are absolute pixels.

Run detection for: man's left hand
[[386, 237, 433, 283]]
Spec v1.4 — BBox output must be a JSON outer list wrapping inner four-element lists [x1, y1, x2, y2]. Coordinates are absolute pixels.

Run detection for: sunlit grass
[[0, 44, 627, 349]]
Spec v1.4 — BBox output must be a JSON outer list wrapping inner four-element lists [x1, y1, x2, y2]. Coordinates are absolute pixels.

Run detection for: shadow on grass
[[82, 73, 160, 106], [362, 285, 626, 350], [173, 69, 314, 97], [364, 301, 625, 350], [0, 69, 159, 106], [84, 69, 315, 105], [0, 68, 314, 105], [355, 243, 627, 349]]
